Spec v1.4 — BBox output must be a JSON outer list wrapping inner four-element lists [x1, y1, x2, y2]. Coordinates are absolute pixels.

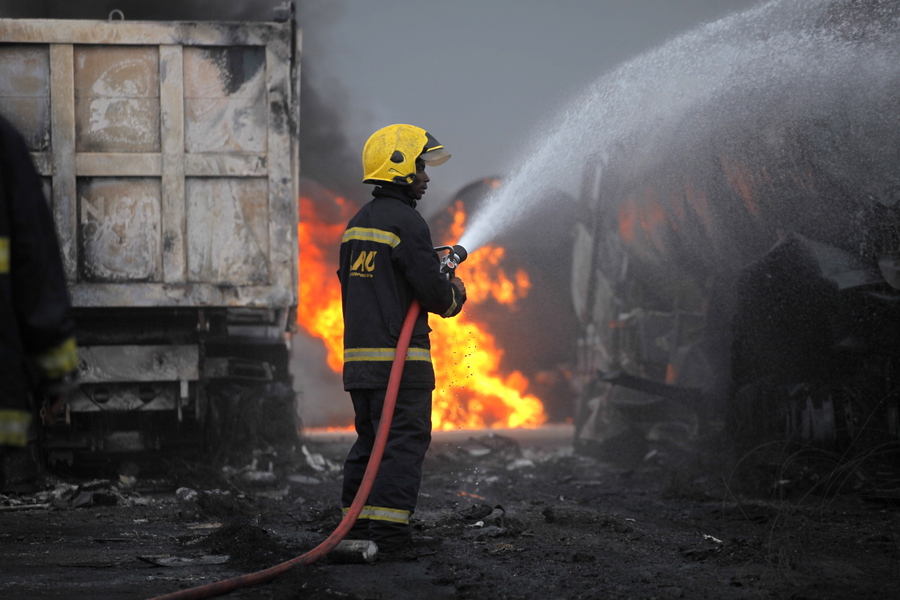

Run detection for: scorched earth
[[1, 425, 898, 600]]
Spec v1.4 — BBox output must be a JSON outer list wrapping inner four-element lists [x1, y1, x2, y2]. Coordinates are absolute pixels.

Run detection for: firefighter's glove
[[451, 277, 467, 303]]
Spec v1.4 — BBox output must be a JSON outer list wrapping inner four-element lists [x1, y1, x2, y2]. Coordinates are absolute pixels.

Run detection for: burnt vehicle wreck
[[0, 14, 301, 467], [570, 1, 900, 469]]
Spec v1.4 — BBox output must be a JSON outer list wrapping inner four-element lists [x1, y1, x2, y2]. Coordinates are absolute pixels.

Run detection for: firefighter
[[339, 124, 467, 552], [0, 114, 78, 489]]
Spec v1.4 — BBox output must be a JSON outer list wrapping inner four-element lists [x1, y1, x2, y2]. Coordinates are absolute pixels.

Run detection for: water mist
[[457, 0, 900, 255]]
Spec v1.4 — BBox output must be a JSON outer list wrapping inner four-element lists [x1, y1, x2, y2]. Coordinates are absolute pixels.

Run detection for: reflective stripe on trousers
[[343, 504, 411, 525]]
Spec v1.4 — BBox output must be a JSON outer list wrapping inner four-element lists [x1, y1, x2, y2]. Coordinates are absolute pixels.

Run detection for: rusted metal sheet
[[0, 17, 299, 308]]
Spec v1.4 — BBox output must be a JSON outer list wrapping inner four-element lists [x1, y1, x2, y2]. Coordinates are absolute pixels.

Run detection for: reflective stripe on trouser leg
[[342, 505, 411, 524]]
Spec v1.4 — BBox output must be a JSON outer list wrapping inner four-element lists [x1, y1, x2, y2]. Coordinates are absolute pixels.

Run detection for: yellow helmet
[[362, 124, 450, 185]]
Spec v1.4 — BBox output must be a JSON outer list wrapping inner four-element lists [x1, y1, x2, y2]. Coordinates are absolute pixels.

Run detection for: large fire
[[297, 193, 546, 430]]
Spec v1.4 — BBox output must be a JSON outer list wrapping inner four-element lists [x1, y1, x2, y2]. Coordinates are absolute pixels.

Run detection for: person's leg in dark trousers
[[341, 387, 432, 551], [341, 389, 376, 540]]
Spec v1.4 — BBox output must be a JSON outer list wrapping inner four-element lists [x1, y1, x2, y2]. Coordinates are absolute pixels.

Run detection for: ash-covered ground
[[1, 425, 898, 600]]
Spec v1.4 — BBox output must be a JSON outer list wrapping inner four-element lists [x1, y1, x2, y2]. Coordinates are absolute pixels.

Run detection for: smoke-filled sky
[[316, 0, 766, 208], [0, 0, 765, 204]]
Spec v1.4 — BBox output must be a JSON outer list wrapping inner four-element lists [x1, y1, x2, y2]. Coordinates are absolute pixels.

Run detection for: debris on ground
[[0, 429, 898, 599]]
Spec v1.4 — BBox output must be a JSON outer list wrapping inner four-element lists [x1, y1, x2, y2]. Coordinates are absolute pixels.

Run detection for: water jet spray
[[459, 0, 900, 259], [449, 0, 900, 463]]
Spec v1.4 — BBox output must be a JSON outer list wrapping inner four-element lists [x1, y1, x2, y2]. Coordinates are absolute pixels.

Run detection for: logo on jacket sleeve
[[350, 250, 377, 277]]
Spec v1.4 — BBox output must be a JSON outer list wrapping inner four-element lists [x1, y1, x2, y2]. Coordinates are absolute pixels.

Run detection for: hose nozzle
[[436, 244, 468, 278]]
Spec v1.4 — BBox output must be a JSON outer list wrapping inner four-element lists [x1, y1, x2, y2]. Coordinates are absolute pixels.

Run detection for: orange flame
[[297, 195, 546, 430], [298, 195, 352, 372]]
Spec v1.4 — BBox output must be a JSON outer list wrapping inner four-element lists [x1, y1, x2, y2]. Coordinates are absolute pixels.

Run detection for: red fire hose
[[149, 300, 422, 600]]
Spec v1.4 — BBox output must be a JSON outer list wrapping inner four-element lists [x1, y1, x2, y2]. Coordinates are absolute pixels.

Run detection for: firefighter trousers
[[341, 387, 432, 550]]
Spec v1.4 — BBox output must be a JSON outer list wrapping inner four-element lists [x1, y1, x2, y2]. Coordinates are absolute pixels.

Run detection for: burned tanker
[[0, 14, 301, 465], [567, 0, 900, 460]]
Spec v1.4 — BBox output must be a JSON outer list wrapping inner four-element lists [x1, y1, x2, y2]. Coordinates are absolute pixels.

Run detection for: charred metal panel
[[0, 44, 50, 151], [0, 19, 290, 47], [67, 386, 178, 413], [184, 46, 267, 153], [184, 153, 267, 177], [2, 16, 301, 460], [78, 345, 199, 383], [78, 178, 161, 282], [75, 153, 162, 176], [204, 357, 274, 381], [0, 17, 300, 309], [50, 44, 77, 280], [264, 39, 297, 299], [185, 177, 270, 284], [73, 46, 160, 153], [160, 44, 186, 285]]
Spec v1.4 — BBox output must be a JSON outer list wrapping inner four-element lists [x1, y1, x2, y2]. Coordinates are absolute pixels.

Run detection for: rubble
[[0, 429, 897, 599]]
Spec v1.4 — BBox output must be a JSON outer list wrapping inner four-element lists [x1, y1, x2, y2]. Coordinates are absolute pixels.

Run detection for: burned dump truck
[[0, 15, 301, 466], [571, 3, 900, 463]]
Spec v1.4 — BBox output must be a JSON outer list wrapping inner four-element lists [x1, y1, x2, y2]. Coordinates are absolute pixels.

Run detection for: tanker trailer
[[571, 6, 900, 462], [0, 13, 301, 467]]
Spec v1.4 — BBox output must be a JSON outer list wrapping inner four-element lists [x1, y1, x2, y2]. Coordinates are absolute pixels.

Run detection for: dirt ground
[[1, 424, 898, 600]]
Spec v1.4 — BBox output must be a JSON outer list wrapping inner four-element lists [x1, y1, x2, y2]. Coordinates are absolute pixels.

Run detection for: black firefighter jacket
[[0, 114, 78, 446], [339, 185, 465, 391]]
